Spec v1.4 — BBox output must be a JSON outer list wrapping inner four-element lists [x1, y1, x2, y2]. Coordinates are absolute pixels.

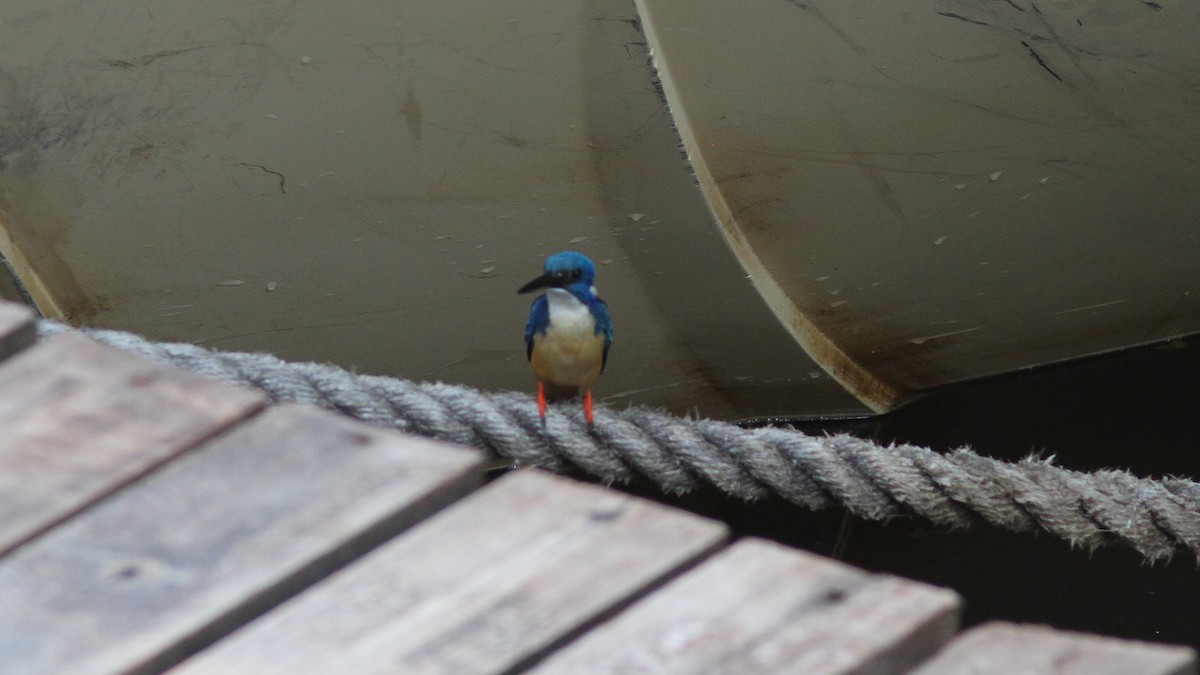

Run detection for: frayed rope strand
[[38, 320, 1200, 563]]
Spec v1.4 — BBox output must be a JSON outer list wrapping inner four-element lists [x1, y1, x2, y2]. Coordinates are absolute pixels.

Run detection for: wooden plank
[[0, 299, 35, 361], [912, 622, 1198, 675], [0, 404, 484, 675], [0, 332, 267, 556], [531, 538, 960, 675], [172, 470, 730, 675]]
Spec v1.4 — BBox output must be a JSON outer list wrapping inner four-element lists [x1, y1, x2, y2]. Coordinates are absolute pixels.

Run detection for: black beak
[[517, 272, 560, 295]]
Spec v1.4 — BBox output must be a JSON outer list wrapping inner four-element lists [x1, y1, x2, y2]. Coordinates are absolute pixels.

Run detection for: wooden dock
[[0, 300, 1193, 675]]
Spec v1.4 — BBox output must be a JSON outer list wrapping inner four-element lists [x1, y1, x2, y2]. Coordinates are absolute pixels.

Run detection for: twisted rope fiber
[[38, 321, 1200, 562]]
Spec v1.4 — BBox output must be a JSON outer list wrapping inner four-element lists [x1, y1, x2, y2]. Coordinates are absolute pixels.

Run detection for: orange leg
[[584, 388, 595, 429], [537, 381, 548, 424]]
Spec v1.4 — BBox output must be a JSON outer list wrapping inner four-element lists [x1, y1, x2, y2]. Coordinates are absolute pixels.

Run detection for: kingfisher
[[518, 251, 612, 428]]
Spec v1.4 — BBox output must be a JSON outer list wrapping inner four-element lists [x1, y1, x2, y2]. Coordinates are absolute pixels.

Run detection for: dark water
[[620, 337, 1200, 649]]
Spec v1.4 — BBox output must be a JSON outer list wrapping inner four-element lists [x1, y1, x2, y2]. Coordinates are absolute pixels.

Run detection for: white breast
[[545, 288, 596, 339]]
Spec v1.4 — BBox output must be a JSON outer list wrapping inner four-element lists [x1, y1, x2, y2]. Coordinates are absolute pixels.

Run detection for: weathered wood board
[[913, 622, 1198, 675], [0, 332, 267, 556], [0, 404, 484, 675], [172, 469, 730, 675], [531, 538, 960, 674]]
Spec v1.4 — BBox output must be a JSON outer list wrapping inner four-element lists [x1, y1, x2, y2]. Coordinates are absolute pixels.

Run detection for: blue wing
[[591, 298, 613, 373], [524, 294, 549, 361]]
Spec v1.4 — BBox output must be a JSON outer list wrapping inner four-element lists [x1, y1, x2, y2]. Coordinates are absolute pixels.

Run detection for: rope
[[38, 320, 1200, 563]]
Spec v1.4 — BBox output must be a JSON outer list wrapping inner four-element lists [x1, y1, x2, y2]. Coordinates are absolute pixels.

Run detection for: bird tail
[[541, 382, 580, 402]]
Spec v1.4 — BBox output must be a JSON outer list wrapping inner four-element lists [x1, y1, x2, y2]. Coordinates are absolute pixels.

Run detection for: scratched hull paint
[[636, 0, 1200, 409], [0, 1, 1197, 416]]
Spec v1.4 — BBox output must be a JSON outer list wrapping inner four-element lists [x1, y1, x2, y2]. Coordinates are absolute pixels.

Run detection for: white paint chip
[[568, 236, 588, 244], [266, 282, 277, 291], [216, 279, 244, 287], [990, 171, 1003, 181], [934, 236, 948, 246], [628, 213, 646, 222]]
